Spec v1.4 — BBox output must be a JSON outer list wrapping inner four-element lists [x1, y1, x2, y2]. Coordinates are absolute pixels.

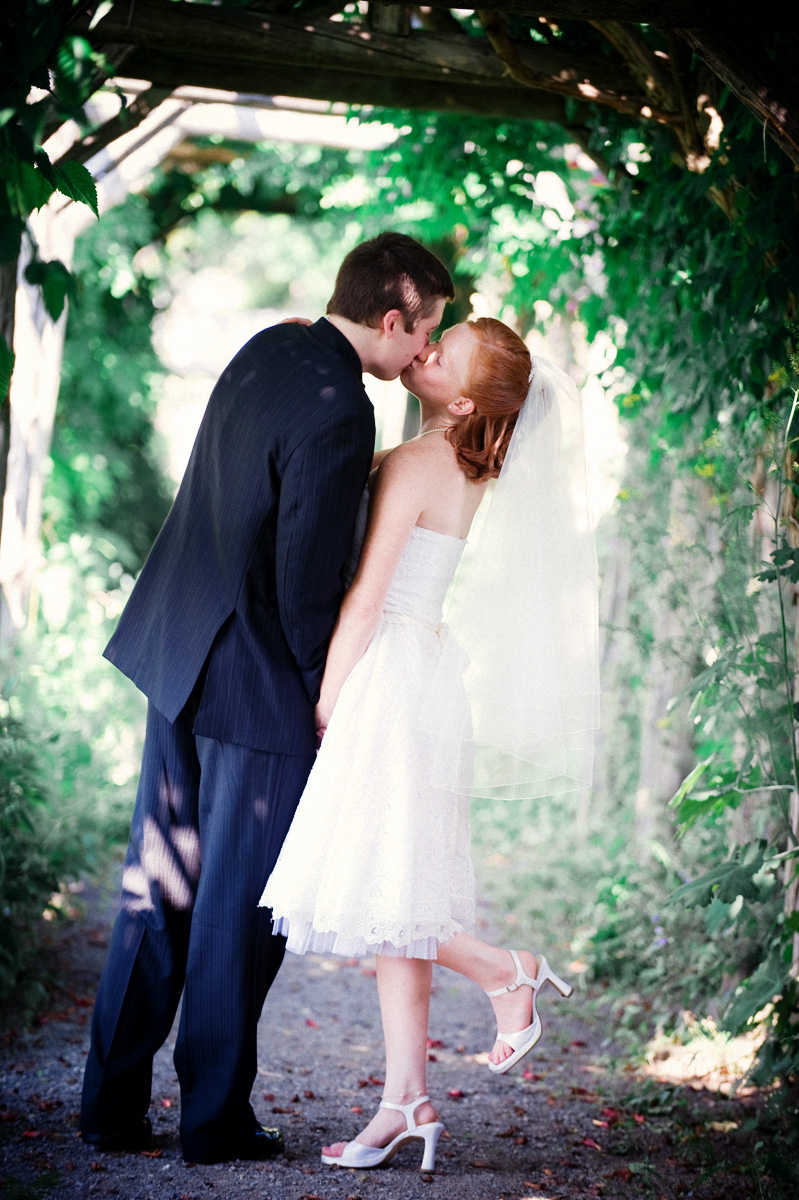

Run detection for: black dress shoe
[[81, 1116, 153, 1152], [185, 1124, 285, 1164]]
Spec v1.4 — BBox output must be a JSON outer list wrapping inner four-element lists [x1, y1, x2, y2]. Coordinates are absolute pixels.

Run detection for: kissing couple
[[80, 232, 598, 1170]]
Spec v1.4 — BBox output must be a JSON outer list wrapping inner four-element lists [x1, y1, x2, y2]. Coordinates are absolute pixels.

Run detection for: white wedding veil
[[422, 355, 600, 800]]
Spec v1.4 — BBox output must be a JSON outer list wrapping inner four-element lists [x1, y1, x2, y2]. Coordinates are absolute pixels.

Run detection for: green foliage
[[0, 0, 108, 394], [47, 193, 173, 565], [0, 531, 147, 1003], [24, 255, 75, 320], [0, 712, 59, 1002]]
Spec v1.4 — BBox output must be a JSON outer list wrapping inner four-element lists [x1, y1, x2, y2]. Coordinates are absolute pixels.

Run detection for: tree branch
[[588, 20, 675, 111], [476, 10, 676, 123], [677, 27, 799, 169]]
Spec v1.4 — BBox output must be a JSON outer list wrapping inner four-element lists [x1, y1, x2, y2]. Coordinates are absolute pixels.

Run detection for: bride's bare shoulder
[[379, 433, 458, 473]]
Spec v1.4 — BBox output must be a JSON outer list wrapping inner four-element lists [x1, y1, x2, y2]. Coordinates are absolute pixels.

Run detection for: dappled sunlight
[[122, 814, 201, 914], [642, 1016, 764, 1095]]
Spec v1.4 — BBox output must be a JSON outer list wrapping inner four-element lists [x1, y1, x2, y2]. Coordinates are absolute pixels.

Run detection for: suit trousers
[[80, 699, 315, 1161]]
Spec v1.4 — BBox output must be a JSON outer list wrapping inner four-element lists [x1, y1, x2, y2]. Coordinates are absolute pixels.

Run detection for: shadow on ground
[[0, 875, 785, 1199]]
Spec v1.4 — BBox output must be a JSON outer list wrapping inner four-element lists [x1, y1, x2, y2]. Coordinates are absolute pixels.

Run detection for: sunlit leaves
[[53, 161, 99, 218]]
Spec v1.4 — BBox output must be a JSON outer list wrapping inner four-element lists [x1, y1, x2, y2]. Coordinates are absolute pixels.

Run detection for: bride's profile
[[260, 315, 599, 1172]]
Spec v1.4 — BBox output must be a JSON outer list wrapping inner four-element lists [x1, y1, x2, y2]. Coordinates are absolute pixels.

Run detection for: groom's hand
[[280, 317, 313, 325]]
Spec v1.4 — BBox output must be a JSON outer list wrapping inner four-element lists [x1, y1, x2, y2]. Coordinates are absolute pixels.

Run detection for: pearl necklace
[[415, 427, 450, 438]]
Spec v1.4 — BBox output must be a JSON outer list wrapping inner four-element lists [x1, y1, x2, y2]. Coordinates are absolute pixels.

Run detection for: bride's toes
[[321, 1141, 347, 1157], [489, 1038, 512, 1065]]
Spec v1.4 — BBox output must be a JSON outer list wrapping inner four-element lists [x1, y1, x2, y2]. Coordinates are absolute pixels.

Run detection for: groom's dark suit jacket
[[105, 318, 374, 751]]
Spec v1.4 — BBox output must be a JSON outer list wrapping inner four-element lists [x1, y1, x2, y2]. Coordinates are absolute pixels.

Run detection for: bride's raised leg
[[322, 956, 439, 1156], [435, 934, 570, 1069]]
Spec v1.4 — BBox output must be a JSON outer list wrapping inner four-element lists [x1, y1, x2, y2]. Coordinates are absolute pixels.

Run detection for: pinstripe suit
[[81, 318, 374, 1161]]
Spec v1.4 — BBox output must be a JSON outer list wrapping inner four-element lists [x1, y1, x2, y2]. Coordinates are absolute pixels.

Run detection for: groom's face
[[371, 299, 446, 381]]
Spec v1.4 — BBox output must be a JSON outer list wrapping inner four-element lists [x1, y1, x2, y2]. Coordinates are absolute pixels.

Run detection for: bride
[[260, 316, 598, 1172]]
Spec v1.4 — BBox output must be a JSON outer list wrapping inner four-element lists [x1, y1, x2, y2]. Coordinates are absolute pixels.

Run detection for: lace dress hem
[[272, 915, 470, 960]]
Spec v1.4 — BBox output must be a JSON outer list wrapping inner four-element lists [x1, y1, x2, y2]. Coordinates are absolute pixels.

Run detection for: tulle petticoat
[[261, 609, 476, 959]]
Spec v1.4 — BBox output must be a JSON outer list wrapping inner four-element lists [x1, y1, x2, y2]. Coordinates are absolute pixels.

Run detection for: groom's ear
[[448, 397, 476, 416], [381, 309, 403, 337]]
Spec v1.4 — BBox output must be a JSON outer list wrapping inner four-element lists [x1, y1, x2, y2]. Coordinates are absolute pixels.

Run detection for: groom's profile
[[80, 233, 454, 1164]]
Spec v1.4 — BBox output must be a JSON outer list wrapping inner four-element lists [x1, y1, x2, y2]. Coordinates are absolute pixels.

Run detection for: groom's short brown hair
[[326, 233, 454, 332]]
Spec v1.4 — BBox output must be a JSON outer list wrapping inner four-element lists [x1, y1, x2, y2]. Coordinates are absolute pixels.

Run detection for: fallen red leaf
[[448, 1088, 464, 1098], [427, 1053, 437, 1062], [22, 1130, 40, 1138], [571, 1039, 587, 1047], [593, 1119, 609, 1128], [496, 1126, 521, 1138], [581, 1137, 602, 1151], [367, 1074, 384, 1086], [522, 1069, 543, 1080], [604, 1167, 633, 1181], [514, 1105, 526, 1116], [34, 1099, 62, 1112], [357, 1080, 369, 1088], [160, 1098, 172, 1108], [90, 1162, 106, 1171], [305, 1018, 318, 1028], [514, 1135, 528, 1145], [633, 1113, 645, 1124], [271, 1106, 296, 1115], [468, 1160, 492, 1168], [303, 1090, 315, 1100], [263, 1092, 274, 1101], [291, 1094, 300, 1103], [140, 1149, 162, 1158], [427, 1038, 445, 1049], [350, 1105, 363, 1114], [600, 1107, 619, 1121]]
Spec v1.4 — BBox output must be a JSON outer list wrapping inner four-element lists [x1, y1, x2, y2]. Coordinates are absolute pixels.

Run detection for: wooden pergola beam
[[80, 0, 655, 116], [407, 0, 790, 25], [124, 50, 576, 124]]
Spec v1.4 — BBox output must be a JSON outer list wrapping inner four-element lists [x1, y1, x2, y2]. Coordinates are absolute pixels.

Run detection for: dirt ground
[[0, 875, 782, 1200]]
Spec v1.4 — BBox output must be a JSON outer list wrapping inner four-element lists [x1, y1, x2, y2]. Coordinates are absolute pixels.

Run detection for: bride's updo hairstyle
[[447, 317, 531, 481]]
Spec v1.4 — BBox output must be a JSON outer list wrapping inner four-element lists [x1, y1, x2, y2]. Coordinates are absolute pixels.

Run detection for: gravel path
[[0, 875, 773, 1200]]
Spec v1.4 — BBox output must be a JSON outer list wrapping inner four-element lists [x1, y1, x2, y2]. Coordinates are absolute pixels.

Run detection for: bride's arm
[[315, 444, 427, 733]]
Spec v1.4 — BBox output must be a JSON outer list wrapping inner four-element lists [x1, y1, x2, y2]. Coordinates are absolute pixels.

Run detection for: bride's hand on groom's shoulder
[[280, 316, 313, 325]]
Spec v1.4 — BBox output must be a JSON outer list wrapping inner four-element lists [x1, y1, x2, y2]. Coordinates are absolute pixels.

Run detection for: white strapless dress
[[260, 523, 476, 959]]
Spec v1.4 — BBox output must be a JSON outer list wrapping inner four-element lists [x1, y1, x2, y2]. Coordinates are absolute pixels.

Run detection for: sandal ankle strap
[[485, 949, 539, 997], [379, 1094, 430, 1133]]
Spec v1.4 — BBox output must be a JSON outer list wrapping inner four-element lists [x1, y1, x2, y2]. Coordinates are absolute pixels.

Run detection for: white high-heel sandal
[[320, 1094, 445, 1172], [486, 949, 573, 1075]]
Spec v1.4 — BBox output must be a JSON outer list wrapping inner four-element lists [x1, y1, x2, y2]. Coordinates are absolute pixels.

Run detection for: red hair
[[446, 318, 531, 481]]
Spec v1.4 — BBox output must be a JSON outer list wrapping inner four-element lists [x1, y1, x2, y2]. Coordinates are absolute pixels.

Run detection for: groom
[[80, 233, 453, 1164]]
